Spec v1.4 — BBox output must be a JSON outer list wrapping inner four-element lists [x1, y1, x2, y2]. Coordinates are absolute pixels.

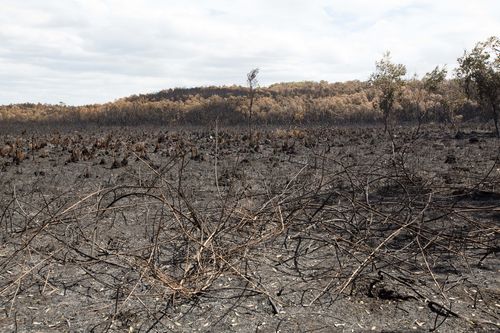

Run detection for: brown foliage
[[0, 80, 483, 126]]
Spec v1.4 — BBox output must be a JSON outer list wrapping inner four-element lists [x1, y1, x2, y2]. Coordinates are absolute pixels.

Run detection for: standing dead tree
[[247, 68, 259, 137]]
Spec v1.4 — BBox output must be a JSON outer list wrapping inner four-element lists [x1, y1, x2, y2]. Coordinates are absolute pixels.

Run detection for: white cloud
[[0, 0, 498, 105]]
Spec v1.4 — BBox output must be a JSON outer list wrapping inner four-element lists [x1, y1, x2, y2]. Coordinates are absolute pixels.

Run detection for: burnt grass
[[0, 123, 499, 332]]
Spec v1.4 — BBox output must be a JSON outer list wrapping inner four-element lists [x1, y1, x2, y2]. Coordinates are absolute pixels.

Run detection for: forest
[[1, 36, 497, 130], [0, 77, 479, 127]]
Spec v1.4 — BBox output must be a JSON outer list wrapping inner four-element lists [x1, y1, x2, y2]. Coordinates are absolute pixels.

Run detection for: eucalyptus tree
[[416, 66, 447, 133], [456, 36, 500, 137], [404, 66, 448, 138], [369, 52, 407, 135]]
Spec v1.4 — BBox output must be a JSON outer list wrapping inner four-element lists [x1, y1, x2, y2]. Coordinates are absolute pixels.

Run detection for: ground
[[0, 123, 499, 332]]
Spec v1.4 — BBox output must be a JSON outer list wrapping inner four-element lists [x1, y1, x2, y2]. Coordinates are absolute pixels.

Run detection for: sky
[[0, 0, 498, 105]]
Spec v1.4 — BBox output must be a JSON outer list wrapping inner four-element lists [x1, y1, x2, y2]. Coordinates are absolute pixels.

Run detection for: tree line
[[1, 36, 498, 134], [370, 36, 499, 136]]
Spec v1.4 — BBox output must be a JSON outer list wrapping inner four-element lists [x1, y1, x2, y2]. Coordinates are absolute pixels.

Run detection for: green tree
[[369, 52, 407, 134], [416, 66, 447, 133], [439, 79, 468, 125], [456, 36, 500, 137], [422, 66, 447, 93]]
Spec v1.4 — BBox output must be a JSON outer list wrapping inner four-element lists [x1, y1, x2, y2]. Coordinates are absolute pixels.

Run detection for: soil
[[0, 123, 499, 332]]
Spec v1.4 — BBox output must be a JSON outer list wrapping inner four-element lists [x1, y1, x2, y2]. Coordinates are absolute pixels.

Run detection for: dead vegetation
[[0, 124, 499, 332]]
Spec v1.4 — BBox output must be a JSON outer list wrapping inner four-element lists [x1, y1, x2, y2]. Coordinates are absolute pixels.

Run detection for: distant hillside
[[124, 81, 369, 102], [0, 80, 481, 127]]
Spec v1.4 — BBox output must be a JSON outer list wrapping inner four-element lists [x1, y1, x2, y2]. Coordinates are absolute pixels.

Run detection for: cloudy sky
[[1, 0, 498, 105]]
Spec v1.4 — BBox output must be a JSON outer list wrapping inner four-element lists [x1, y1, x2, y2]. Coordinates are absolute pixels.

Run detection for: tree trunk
[[415, 103, 424, 138], [248, 88, 254, 137], [383, 111, 388, 134], [492, 103, 499, 138]]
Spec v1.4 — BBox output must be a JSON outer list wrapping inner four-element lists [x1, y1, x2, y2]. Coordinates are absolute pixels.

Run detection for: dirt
[[0, 123, 499, 332]]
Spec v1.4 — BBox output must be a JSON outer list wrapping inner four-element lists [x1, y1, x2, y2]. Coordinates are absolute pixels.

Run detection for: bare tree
[[247, 68, 259, 136]]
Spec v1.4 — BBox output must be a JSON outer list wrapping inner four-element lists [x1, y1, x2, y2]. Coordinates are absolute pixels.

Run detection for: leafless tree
[[247, 68, 259, 136]]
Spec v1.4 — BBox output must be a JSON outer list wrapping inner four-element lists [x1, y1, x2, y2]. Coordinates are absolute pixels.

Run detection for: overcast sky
[[1, 0, 498, 105]]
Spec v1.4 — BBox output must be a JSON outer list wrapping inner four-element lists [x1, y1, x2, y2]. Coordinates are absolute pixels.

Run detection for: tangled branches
[[0, 125, 498, 332]]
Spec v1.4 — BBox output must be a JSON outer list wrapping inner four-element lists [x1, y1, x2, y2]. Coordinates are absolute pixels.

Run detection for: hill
[[0, 80, 481, 127]]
